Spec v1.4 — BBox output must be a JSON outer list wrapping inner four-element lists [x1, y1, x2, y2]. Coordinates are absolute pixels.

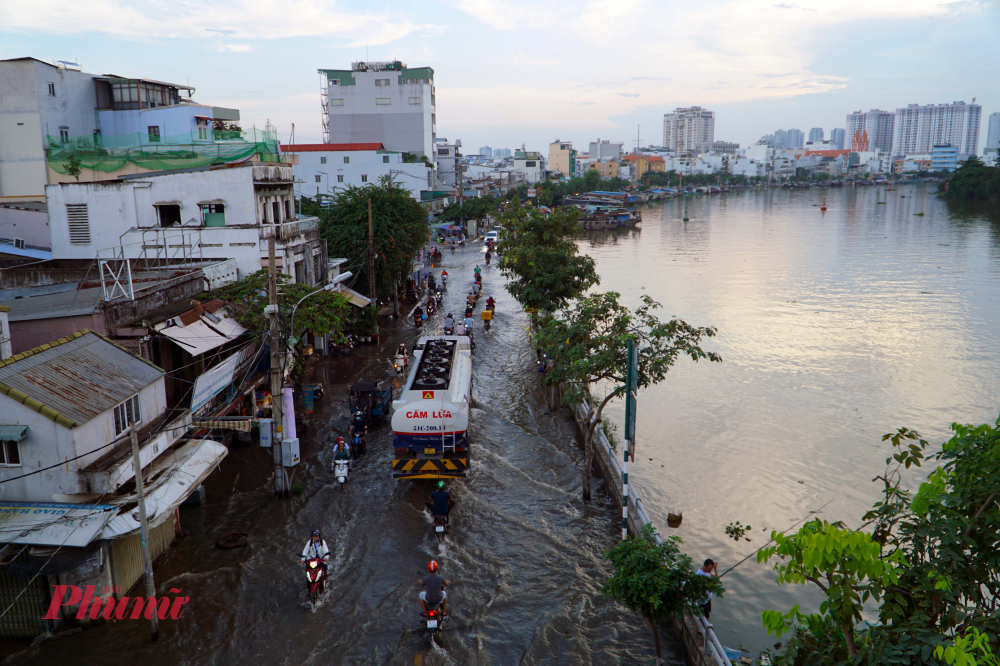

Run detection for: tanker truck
[[390, 336, 473, 480]]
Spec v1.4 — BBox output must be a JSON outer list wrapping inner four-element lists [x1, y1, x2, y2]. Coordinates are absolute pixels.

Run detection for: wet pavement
[[3, 242, 675, 665]]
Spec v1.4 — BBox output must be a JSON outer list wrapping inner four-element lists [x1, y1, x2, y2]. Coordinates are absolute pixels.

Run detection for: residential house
[[285, 142, 432, 201]]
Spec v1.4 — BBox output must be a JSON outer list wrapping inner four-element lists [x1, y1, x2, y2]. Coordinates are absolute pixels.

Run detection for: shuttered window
[[66, 204, 91, 244]]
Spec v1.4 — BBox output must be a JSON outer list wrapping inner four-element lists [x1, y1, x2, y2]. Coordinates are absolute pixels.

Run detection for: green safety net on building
[[48, 128, 282, 174]]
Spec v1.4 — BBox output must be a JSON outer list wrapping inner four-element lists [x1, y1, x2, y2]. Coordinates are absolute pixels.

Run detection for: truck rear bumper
[[392, 457, 468, 479]]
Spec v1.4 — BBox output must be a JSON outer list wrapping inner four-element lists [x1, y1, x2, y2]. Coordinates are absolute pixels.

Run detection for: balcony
[[253, 165, 293, 183], [258, 216, 319, 241]]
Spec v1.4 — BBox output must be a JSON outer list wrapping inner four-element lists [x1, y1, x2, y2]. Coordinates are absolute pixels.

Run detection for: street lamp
[[289, 271, 353, 346]]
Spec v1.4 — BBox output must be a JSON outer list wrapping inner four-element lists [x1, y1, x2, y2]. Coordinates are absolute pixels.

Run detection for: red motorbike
[[304, 557, 326, 603]]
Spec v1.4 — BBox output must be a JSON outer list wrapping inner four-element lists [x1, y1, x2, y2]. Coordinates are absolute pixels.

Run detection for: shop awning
[[0, 502, 117, 547], [192, 417, 254, 432], [333, 284, 372, 308], [157, 309, 247, 356], [0, 425, 27, 442], [102, 439, 228, 539]]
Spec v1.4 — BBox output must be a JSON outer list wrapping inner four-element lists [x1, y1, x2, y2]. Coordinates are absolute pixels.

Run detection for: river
[[581, 183, 1000, 653], [3, 244, 671, 665]]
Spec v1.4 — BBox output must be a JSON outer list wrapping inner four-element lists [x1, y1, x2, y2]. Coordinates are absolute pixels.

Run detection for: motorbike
[[458, 239, 465, 246], [335, 339, 353, 356], [433, 514, 450, 535], [435, 290, 443, 308], [414, 312, 423, 328], [423, 604, 445, 634], [333, 458, 350, 487], [427, 300, 436, 317], [394, 353, 408, 374], [485, 254, 491, 266], [483, 305, 494, 332], [304, 558, 326, 603], [450, 243, 455, 253], [442, 274, 448, 290], [352, 433, 366, 457]]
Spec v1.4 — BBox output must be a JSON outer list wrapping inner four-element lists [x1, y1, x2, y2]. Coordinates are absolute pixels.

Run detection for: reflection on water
[[584, 184, 1000, 651]]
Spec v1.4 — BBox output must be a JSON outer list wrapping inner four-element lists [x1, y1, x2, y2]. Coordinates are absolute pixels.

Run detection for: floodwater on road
[[580, 184, 1000, 652], [3, 243, 672, 665]]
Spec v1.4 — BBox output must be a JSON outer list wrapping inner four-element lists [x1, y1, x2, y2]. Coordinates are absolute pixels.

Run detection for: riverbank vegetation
[[944, 157, 1000, 204], [760, 419, 1000, 665]]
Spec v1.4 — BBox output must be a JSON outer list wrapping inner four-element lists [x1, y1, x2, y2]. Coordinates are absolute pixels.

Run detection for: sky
[[2, 0, 998, 153]]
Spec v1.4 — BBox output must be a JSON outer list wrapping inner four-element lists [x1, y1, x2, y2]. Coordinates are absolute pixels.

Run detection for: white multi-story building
[[846, 109, 894, 153], [986, 113, 1000, 153], [0, 57, 244, 200], [808, 128, 824, 143], [45, 163, 325, 283], [830, 128, 846, 150], [318, 61, 435, 162], [891, 101, 981, 157], [712, 141, 740, 155], [512, 149, 545, 184], [787, 129, 804, 149], [436, 138, 461, 188], [589, 139, 623, 161], [663, 107, 715, 155], [286, 142, 432, 200]]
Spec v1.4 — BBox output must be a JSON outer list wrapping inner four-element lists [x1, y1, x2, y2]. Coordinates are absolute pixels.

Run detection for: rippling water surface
[[581, 184, 1000, 651]]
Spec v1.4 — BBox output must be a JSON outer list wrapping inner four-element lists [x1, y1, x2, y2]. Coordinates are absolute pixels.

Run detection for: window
[[375, 98, 391, 106], [361, 175, 368, 182], [315, 175, 322, 183], [59, 128, 69, 143], [148, 126, 160, 142], [344, 156, 350, 164], [0, 441, 20, 467], [525, 161, 537, 167], [375, 79, 390, 87], [272, 201, 281, 224], [438, 149, 450, 156], [320, 156, 327, 164], [409, 97, 421, 105], [156, 204, 181, 227], [330, 99, 344, 106], [285, 199, 291, 219], [197, 119, 209, 141], [337, 175, 344, 183], [383, 155, 390, 163], [313, 255, 322, 284], [48, 83, 55, 96], [113, 394, 141, 437], [66, 204, 91, 244], [201, 203, 225, 227]]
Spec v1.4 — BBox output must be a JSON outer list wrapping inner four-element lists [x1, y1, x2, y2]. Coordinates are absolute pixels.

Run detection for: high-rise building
[[809, 128, 824, 143], [712, 141, 740, 154], [494, 148, 512, 158], [479, 145, 492, 159], [774, 129, 788, 149], [663, 107, 715, 155], [318, 61, 435, 160], [845, 110, 894, 153], [589, 139, 623, 161], [787, 129, 804, 149], [830, 128, 846, 150], [548, 140, 576, 178], [891, 101, 982, 157], [986, 113, 1000, 154]]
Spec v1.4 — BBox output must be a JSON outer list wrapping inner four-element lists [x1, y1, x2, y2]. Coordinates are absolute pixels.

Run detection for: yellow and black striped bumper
[[392, 457, 468, 479]]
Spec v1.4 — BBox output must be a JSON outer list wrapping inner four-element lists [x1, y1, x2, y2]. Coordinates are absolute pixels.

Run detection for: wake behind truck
[[390, 336, 473, 480]]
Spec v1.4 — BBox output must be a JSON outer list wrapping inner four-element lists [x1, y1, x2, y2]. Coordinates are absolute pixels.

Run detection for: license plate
[[427, 620, 438, 629], [436, 525, 445, 533], [424, 448, 436, 454]]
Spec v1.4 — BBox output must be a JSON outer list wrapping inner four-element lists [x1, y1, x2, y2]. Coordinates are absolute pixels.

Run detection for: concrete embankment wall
[[565, 397, 720, 666]]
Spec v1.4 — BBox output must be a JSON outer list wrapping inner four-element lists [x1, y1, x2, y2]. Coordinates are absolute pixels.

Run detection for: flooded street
[[582, 184, 1000, 652], [4, 243, 667, 665]]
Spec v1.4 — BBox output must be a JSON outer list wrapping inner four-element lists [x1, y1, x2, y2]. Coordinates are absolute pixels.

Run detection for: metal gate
[[0, 551, 50, 638], [109, 514, 176, 597]]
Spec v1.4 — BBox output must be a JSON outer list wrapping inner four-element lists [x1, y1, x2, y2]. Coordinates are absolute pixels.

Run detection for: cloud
[[774, 2, 817, 9], [221, 44, 252, 52], [0, 0, 436, 44], [630, 76, 672, 82], [618, 93, 641, 98]]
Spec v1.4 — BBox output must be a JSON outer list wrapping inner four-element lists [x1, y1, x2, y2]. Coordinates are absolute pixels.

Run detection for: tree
[[944, 157, 1000, 204], [320, 176, 429, 301], [65, 154, 82, 181], [761, 418, 1000, 665], [536, 292, 721, 500], [497, 199, 599, 314], [603, 524, 723, 662]]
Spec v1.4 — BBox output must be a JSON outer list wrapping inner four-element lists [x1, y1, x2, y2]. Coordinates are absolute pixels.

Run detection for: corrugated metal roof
[[0, 331, 163, 426]]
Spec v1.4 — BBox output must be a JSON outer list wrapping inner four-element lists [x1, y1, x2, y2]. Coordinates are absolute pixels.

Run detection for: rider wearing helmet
[[301, 529, 330, 576], [467, 291, 475, 307], [486, 295, 496, 310], [418, 560, 450, 615], [426, 480, 454, 517], [349, 410, 368, 440], [332, 435, 353, 470]]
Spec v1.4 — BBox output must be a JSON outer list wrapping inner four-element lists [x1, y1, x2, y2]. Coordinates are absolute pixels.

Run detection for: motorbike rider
[[426, 480, 455, 517], [485, 250, 492, 265], [332, 436, 353, 470], [466, 291, 476, 307], [348, 413, 368, 456], [413, 305, 424, 325], [301, 529, 331, 576], [486, 295, 496, 310], [444, 313, 455, 334], [427, 298, 436, 316], [464, 313, 475, 332], [418, 560, 450, 616], [455, 321, 466, 337]]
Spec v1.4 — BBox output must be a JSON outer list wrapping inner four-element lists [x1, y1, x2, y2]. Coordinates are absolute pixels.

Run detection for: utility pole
[[267, 235, 286, 497], [367, 198, 376, 301], [129, 423, 159, 640]]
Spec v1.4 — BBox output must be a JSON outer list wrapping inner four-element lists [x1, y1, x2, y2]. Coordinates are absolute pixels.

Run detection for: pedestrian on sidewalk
[[696, 559, 718, 620]]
